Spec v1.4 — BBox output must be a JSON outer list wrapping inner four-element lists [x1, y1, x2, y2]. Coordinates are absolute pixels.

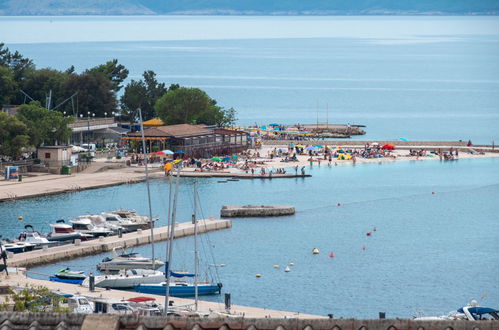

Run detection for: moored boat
[[97, 247, 164, 272], [47, 221, 90, 242], [70, 218, 113, 237], [82, 269, 165, 289]]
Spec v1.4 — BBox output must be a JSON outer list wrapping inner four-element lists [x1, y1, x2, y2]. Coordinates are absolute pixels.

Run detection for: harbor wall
[[262, 140, 470, 147], [221, 205, 295, 217], [0, 312, 496, 330], [6, 220, 232, 268]]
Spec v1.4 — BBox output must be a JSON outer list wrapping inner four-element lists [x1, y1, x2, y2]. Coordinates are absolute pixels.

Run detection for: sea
[[0, 16, 498, 318]]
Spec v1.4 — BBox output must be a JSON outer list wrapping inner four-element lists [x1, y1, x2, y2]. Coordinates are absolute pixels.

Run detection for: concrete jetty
[[0, 271, 321, 319], [179, 171, 310, 179], [221, 205, 295, 217], [5, 219, 231, 268]]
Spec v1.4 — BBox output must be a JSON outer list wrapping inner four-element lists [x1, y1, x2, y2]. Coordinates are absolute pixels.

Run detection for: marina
[[4, 220, 231, 268]]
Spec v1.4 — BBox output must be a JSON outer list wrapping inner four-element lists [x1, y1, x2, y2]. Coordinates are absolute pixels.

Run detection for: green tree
[[0, 112, 30, 157], [64, 73, 116, 117], [0, 43, 35, 85], [16, 102, 73, 147], [87, 59, 129, 92], [21, 68, 69, 110], [120, 70, 167, 121], [155, 87, 236, 126], [0, 65, 16, 105]]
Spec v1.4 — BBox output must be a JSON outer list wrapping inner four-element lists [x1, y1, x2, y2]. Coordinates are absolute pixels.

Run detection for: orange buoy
[[329, 252, 335, 258], [366, 232, 372, 236]]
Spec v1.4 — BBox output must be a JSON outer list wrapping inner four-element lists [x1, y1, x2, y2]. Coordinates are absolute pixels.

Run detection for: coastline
[[1, 143, 497, 203]]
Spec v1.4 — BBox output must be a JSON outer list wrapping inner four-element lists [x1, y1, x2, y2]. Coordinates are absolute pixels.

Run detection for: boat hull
[[85, 274, 165, 289], [134, 283, 222, 297], [49, 276, 84, 285]]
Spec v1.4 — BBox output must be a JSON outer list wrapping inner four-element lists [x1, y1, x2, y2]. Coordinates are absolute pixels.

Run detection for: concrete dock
[[0, 271, 321, 319], [221, 205, 295, 217], [6, 219, 231, 268]]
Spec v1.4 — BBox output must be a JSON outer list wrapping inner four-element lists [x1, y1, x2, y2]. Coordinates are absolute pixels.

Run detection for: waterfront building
[[123, 124, 248, 158]]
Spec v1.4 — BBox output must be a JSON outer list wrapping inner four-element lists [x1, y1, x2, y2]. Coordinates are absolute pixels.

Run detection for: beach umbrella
[[314, 144, 323, 148], [381, 144, 395, 150], [295, 144, 304, 148], [399, 137, 409, 141], [175, 150, 185, 154], [161, 149, 174, 155], [305, 146, 317, 151], [211, 157, 222, 161]]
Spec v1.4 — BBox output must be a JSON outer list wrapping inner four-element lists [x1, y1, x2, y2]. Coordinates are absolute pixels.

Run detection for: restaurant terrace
[[123, 124, 248, 158]]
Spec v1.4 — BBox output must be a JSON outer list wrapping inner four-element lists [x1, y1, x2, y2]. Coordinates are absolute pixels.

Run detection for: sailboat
[[134, 180, 223, 298]]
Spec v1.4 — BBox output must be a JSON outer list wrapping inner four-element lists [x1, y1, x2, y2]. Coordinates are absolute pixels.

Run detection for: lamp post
[[87, 112, 91, 146], [80, 114, 83, 145]]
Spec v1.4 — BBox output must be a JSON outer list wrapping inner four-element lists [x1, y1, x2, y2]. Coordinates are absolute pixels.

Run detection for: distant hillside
[[1, 0, 498, 15]]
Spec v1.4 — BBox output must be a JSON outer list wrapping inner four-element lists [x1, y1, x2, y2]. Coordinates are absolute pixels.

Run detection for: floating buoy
[[432, 191, 435, 195], [337, 203, 341, 206], [329, 252, 335, 258], [284, 266, 290, 272], [373, 227, 377, 232], [361, 246, 367, 251], [312, 248, 320, 255], [288, 262, 295, 267], [18, 216, 23, 221], [273, 265, 280, 269], [255, 273, 262, 278], [366, 232, 372, 236]]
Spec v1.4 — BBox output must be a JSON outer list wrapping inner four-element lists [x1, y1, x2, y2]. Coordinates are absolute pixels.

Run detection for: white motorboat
[[112, 209, 158, 230], [82, 269, 165, 289], [17, 225, 54, 248], [47, 221, 90, 242], [70, 218, 113, 238], [97, 247, 165, 272], [1, 241, 36, 253], [82, 215, 122, 233], [414, 300, 499, 321], [100, 213, 142, 232]]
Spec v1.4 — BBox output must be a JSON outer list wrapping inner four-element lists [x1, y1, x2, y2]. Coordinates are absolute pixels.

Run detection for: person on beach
[[301, 166, 305, 175], [294, 165, 298, 175]]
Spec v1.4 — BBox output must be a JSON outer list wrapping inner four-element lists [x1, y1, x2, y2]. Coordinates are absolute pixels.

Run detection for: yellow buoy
[[273, 265, 280, 269], [255, 273, 262, 278], [312, 248, 320, 255], [18, 216, 23, 221], [289, 262, 295, 267]]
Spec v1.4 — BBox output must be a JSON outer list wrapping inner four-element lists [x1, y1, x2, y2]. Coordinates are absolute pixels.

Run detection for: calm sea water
[[2, 157, 498, 318], [1, 16, 498, 317], [1, 16, 499, 142]]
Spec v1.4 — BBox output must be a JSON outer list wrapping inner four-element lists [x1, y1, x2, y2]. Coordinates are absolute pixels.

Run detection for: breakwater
[[221, 205, 295, 217], [6, 219, 231, 268]]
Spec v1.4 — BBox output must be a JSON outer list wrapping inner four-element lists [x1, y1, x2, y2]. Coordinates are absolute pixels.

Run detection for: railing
[[68, 118, 116, 128]]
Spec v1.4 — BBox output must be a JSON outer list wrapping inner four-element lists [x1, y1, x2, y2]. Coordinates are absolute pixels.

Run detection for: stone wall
[[0, 312, 496, 330]]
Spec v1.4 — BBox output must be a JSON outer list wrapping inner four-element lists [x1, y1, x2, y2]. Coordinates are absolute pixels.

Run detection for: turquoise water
[[1, 16, 499, 317], [2, 157, 498, 318], [1, 16, 499, 142]]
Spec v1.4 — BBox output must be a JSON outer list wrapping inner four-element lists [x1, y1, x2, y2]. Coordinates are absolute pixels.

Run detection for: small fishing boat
[[82, 269, 165, 289], [49, 268, 86, 284], [97, 247, 165, 272]]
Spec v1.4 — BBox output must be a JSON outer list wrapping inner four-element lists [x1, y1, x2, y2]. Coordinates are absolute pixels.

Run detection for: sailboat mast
[[138, 108, 155, 268], [193, 182, 199, 311], [164, 168, 180, 316]]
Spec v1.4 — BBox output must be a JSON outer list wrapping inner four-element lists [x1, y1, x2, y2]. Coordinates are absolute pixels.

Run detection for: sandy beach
[[1, 143, 497, 202]]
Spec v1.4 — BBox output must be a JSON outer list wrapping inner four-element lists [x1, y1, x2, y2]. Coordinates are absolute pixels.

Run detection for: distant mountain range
[[1, 0, 498, 15]]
